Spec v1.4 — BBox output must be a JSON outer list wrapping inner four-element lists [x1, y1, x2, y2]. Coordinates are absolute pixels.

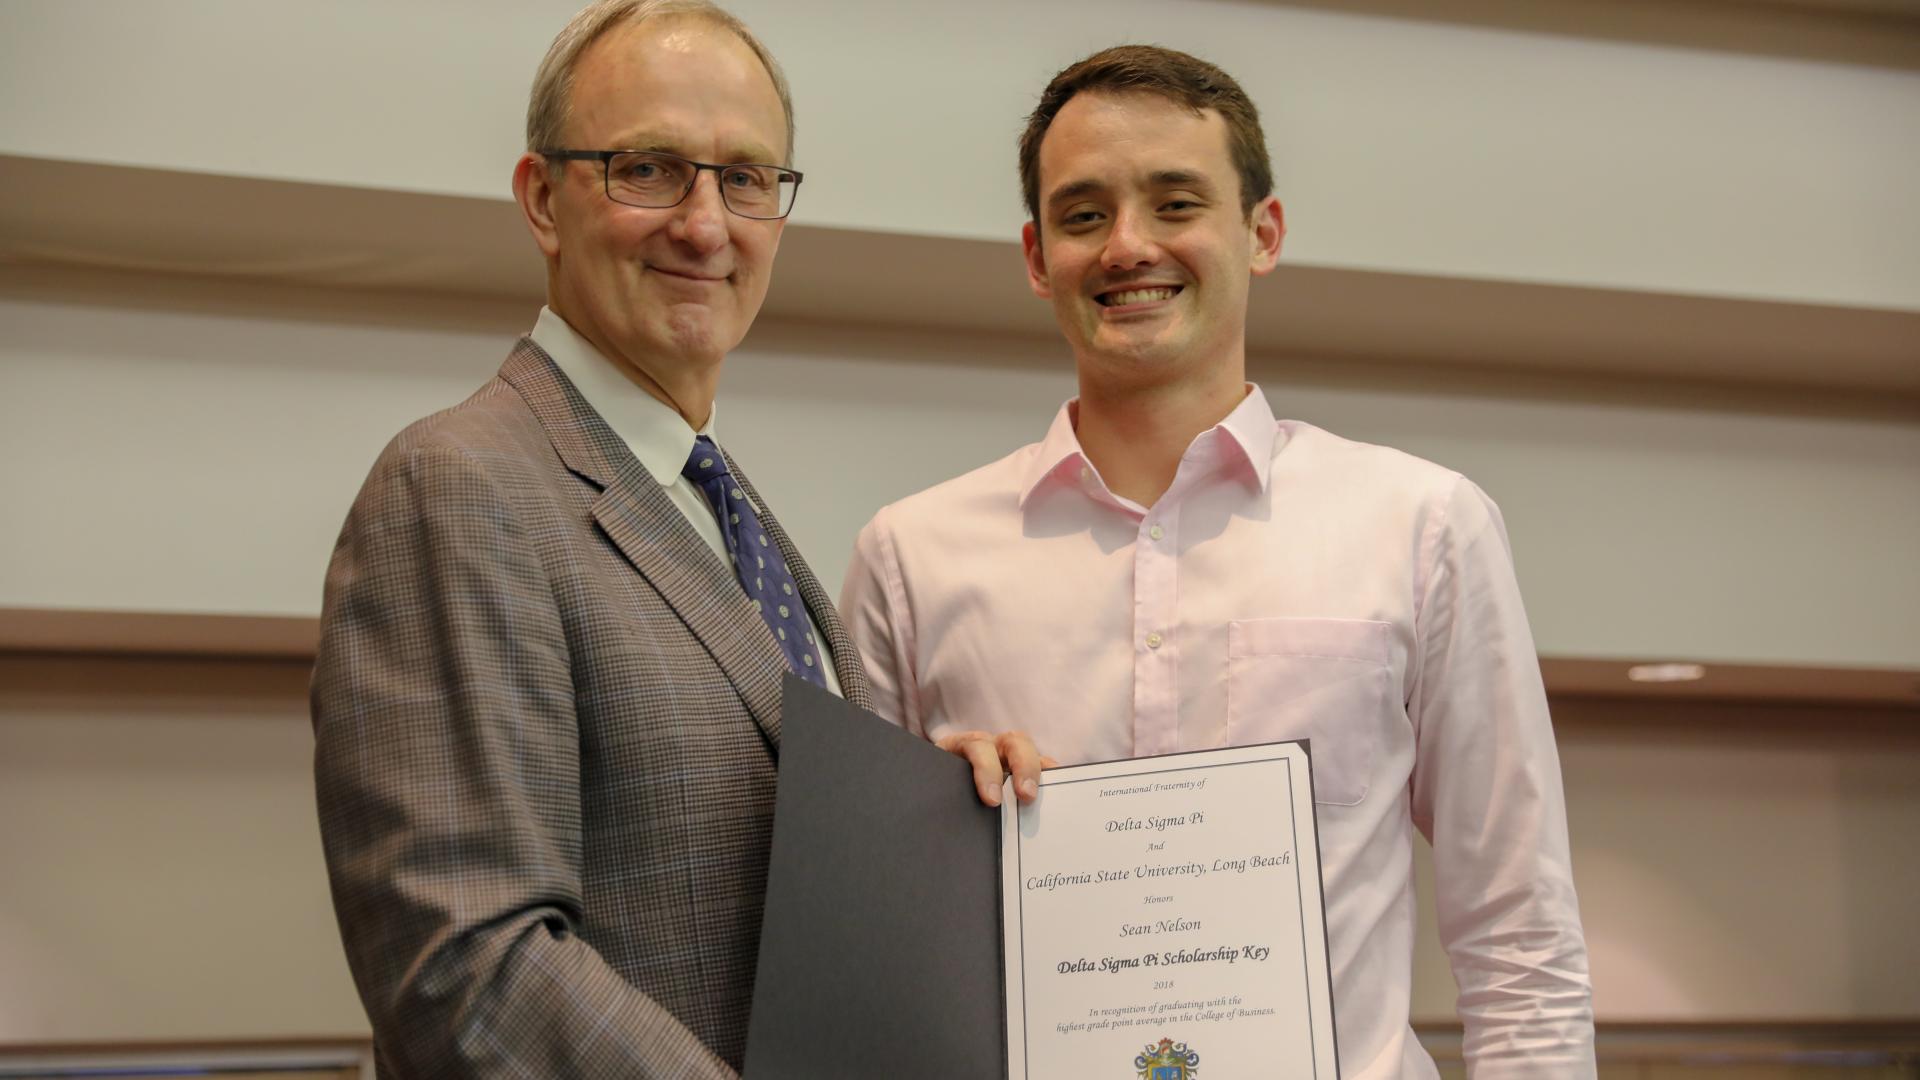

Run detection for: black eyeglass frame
[[541, 149, 803, 220]]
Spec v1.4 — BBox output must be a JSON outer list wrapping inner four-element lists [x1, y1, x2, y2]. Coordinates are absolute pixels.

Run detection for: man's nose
[[1101, 209, 1158, 270], [671, 170, 731, 253]]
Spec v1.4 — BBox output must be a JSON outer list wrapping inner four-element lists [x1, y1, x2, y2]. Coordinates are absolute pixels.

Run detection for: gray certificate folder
[[745, 674, 1004, 1078]]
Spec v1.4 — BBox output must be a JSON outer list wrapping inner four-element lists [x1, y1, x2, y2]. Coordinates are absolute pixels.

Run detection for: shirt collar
[[1017, 399, 1094, 509], [531, 306, 714, 486], [1216, 382, 1278, 492], [1017, 383, 1279, 509]]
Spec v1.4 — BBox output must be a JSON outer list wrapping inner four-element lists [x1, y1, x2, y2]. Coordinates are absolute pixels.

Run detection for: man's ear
[[1248, 194, 1285, 277], [1021, 221, 1052, 299], [513, 153, 563, 259]]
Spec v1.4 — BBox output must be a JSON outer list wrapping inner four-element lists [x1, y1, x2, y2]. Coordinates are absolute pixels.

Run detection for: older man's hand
[[935, 729, 1057, 807]]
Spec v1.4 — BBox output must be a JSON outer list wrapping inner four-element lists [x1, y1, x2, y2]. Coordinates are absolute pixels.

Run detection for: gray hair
[[526, 0, 796, 164]]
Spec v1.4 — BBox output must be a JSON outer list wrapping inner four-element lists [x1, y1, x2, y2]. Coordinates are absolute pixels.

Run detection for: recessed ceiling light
[[1627, 662, 1707, 683]]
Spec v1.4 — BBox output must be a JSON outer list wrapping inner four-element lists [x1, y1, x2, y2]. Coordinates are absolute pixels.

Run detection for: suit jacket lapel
[[499, 339, 789, 749]]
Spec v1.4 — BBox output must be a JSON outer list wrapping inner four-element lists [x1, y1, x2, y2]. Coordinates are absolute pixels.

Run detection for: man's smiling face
[[544, 16, 789, 377], [1022, 91, 1281, 392]]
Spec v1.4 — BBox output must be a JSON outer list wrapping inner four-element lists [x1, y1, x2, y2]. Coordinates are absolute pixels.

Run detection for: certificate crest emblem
[[1135, 1037, 1200, 1079]]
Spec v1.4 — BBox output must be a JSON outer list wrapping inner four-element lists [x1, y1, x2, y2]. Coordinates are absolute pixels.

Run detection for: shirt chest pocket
[[1226, 617, 1392, 807]]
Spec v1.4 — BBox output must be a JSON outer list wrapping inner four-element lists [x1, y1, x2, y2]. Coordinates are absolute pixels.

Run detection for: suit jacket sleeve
[[311, 441, 737, 1079]]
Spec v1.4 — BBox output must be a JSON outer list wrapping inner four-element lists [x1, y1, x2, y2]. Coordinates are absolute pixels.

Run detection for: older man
[[842, 46, 1596, 1078], [310, 2, 869, 1075]]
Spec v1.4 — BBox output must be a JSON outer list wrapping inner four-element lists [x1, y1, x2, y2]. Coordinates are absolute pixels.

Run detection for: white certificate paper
[[1001, 742, 1338, 1078]]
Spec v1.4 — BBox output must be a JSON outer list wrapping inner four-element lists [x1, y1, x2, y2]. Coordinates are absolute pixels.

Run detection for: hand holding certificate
[[746, 677, 1339, 1078], [1003, 745, 1338, 1077]]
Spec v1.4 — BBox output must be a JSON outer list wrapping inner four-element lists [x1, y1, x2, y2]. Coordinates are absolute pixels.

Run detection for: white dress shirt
[[532, 307, 840, 697], [840, 385, 1592, 1078]]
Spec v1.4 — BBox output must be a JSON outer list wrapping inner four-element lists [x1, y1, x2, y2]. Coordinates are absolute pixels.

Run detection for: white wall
[[2, 1, 1915, 309], [5, 661, 1915, 1042], [0, 657, 363, 1041], [3, 273, 1916, 666], [1417, 700, 1920, 1022], [4, 276, 1915, 1042], [2, 0, 1916, 1052]]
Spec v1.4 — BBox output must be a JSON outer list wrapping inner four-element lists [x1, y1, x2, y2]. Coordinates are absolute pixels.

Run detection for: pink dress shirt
[[840, 386, 1595, 1079]]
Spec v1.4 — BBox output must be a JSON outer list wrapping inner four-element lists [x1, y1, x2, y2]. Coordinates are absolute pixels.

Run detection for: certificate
[[1001, 745, 1338, 1078], [745, 677, 1339, 1079]]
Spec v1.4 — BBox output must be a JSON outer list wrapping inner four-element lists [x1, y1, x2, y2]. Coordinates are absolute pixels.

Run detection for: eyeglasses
[[542, 149, 802, 220]]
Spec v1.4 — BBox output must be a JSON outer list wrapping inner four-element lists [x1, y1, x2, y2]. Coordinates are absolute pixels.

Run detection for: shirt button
[[1145, 632, 1164, 649], [1079, 466, 1091, 482], [1148, 524, 1164, 541]]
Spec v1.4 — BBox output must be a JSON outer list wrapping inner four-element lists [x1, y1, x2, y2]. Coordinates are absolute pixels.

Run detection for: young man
[[841, 46, 1596, 1078], [312, 3, 868, 1075]]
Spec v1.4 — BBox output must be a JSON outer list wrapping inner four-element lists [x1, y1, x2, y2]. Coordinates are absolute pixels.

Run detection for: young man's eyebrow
[[1148, 169, 1211, 190], [1045, 170, 1217, 212], [1045, 178, 1107, 210]]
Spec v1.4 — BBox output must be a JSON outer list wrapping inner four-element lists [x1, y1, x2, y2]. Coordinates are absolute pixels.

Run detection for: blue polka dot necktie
[[681, 435, 829, 687]]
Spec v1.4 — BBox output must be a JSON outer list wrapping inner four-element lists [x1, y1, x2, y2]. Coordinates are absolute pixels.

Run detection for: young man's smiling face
[[1023, 91, 1282, 394]]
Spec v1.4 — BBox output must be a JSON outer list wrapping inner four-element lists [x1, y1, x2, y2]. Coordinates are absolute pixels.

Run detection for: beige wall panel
[[3, 286, 1915, 666], [0, 658, 366, 1042], [1412, 701, 1920, 1022], [1, 1, 1914, 308], [4, 663, 1916, 1042]]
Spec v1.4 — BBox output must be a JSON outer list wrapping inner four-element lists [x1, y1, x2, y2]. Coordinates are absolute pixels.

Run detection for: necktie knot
[[682, 435, 731, 484]]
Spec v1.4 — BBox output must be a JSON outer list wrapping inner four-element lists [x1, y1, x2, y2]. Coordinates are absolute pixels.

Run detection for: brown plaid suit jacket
[[312, 339, 873, 1078]]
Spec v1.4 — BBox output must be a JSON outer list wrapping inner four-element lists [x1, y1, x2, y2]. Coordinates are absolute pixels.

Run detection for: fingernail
[[1020, 779, 1038, 800]]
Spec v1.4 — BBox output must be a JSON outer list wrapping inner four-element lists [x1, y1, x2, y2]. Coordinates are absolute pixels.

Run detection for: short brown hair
[[1018, 45, 1273, 223], [527, 0, 795, 164]]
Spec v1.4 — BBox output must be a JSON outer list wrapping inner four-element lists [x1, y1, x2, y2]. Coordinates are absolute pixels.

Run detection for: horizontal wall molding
[[1540, 656, 1920, 708], [4, 153, 1916, 402], [6, 607, 1914, 710], [6, 1021, 1917, 1065], [0, 608, 317, 662], [1415, 1019, 1920, 1064], [1281, 0, 1920, 69], [0, 1041, 371, 1079]]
